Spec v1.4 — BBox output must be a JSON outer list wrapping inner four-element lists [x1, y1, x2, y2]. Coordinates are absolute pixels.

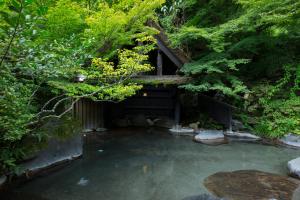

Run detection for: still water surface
[[6, 128, 300, 200]]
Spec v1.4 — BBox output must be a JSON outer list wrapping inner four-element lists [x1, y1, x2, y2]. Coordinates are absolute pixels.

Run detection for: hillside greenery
[[159, 0, 300, 137]]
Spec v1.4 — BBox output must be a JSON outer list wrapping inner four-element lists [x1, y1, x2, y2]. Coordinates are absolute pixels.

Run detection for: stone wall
[[19, 135, 83, 175]]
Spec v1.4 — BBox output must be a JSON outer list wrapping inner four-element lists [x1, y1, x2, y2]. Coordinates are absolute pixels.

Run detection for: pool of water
[[5, 128, 300, 200]]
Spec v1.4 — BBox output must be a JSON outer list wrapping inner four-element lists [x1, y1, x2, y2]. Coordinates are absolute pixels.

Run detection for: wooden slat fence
[[73, 99, 104, 131]]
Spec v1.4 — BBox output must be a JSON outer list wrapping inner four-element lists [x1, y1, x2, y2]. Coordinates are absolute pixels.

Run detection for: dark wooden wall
[[73, 99, 104, 131], [107, 86, 178, 121]]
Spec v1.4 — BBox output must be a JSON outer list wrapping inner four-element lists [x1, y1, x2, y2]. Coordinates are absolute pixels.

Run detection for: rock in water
[[279, 133, 300, 148], [194, 130, 227, 145], [204, 170, 300, 200], [189, 122, 200, 130], [169, 127, 195, 136], [288, 157, 300, 179], [224, 131, 261, 141]]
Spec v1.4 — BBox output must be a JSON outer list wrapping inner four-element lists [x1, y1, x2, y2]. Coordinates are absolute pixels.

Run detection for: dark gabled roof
[[147, 20, 189, 68]]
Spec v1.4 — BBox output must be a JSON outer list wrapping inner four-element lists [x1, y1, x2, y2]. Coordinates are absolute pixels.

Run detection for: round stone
[[288, 157, 300, 179], [194, 130, 227, 145]]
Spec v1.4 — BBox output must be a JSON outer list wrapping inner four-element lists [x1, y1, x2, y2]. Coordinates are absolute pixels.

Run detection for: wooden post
[[157, 50, 163, 76], [174, 94, 181, 124]]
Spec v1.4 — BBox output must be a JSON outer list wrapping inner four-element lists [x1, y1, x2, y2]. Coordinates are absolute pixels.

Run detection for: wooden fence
[[73, 99, 104, 131]]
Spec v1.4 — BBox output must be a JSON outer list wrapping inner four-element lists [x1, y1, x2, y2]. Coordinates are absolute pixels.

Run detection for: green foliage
[[160, 0, 300, 137], [244, 65, 300, 138], [0, 0, 163, 174], [179, 53, 249, 97], [84, 0, 164, 57], [160, 0, 300, 95], [45, 0, 86, 38], [253, 97, 300, 138], [48, 49, 153, 101]]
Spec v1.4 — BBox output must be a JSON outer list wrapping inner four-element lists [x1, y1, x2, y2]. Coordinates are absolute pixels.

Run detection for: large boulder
[[194, 130, 227, 145], [288, 157, 300, 179], [204, 170, 300, 200], [279, 133, 300, 148]]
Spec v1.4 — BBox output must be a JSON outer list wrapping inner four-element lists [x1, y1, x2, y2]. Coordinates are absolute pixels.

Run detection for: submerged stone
[[194, 130, 227, 145], [279, 133, 300, 148], [204, 170, 300, 200], [224, 131, 261, 141], [288, 157, 300, 179]]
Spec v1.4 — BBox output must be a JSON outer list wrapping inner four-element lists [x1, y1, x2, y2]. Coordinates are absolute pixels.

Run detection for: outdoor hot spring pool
[[3, 128, 300, 200]]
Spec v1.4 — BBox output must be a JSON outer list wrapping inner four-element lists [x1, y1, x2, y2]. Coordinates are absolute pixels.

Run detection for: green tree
[[160, 0, 300, 137], [0, 0, 164, 173]]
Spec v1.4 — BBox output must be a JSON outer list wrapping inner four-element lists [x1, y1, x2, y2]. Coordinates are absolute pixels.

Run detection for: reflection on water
[[4, 128, 300, 200]]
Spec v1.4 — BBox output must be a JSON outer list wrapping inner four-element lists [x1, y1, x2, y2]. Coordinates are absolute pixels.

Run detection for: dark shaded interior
[[148, 49, 178, 75]]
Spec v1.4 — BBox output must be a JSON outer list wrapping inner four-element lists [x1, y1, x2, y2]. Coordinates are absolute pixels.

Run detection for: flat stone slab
[[204, 170, 300, 200], [194, 130, 227, 145], [224, 131, 261, 141], [288, 157, 300, 179], [169, 127, 195, 136], [280, 134, 300, 148]]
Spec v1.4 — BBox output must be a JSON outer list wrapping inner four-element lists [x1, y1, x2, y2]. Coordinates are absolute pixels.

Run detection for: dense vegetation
[[160, 0, 300, 137], [0, 0, 163, 173], [0, 0, 299, 175]]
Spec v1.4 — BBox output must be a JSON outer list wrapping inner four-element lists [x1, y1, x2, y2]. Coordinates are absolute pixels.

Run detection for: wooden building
[[74, 22, 234, 131]]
